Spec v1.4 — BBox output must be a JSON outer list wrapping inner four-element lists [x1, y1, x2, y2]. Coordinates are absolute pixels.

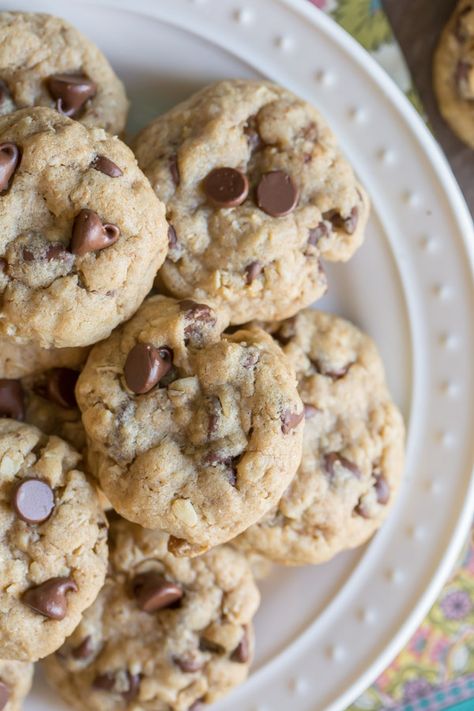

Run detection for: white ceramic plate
[[3, 0, 472, 709]]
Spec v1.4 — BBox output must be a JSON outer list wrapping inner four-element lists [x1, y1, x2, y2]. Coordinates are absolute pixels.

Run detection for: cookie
[[235, 310, 405, 566], [134, 79, 370, 324], [0, 420, 108, 661], [76, 295, 304, 555], [0, 107, 168, 348], [0, 659, 33, 711], [0, 12, 128, 134], [0, 336, 88, 380], [0, 340, 89, 451], [43, 517, 260, 711], [434, 0, 474, 148]]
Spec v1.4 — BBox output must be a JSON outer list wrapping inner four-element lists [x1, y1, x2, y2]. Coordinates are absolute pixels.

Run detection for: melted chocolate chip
[[0, 257, 7, 273], [132, 571, 183, 612], [256, 171, 299, 217], [244, 114, 262, 151], [22, 576, 78, 620], [231, 627, 250, 663], [203, 167, 249, 207], [45, 368, 79, 409], [281, 408, 304, 434], [71, 209, 120, 256], [0, 143, 20, 193], [124, 343, 173, 394], [169, 155, 180, 186], [0, 681, 9, 711], [0, 379, 25, 420], [46, 243, 69, 260], [311, 359, 351, 380], [72, 635, 95, 660], [245, 261, 263, 284], [91, 155, 123, 177], [324, 207, 359, 235], [324, 453, 361, 480], [374, 474, 390, 505], [308, 222, 329, 246], [179, 300, 216, 341], [47, 74, 96, 117], [12, 478, 55, 524], [92, 672, 116, 692], [168, 224, 178, 248], [174, 654, 204, 673]]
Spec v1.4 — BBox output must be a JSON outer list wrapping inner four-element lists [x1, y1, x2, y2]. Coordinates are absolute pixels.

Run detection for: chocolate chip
[[122, 673, 141, 703], [303, 403, 319, 419], [0, 379, 25, 420], [324, 207, 358, 235], [256, 171, 299, 217], [308, 222, 329, 246], [168, 224, 178, 248], [231, 627, 250, 663], [72, 635, 95, 660], [93, 672, 116, 692], [45, 368, 79, 409], [199, 638, 225, 654], [124, 343, 173, 394], [374, 474, 390, 505], [174, 654, 204, 673], [0, 143, 20, 193], [12, 478, 55, 524], [281, 408, 304, 434], [47, 74, 96, 117], [0, 681, 9, 711], [71, 209, 120, 256], [46, 243, 68, 260], [244, 114, 262, 151], [324, 453, 361, 479], [311, 359, 351, 380], [22, 248, 34, 261], [245, 261, 263, 284], [169, 154, 180, 186], [0, 257, 6, 273], [132, 571, 183, 612], [179, 300, 216, 339], [354, 500, 370, 519], [203, 167, 249, 208], [91, 155, 123, 177], [22, 576, 77, 620]]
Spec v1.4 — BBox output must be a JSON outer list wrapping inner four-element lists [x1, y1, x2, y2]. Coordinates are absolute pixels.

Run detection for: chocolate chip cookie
[[43, 517, 260, 711], [434, 0, 474, 148], [0, 659, 33, 711], [0, 340, 89, 451], [76, 295, 304, 556], [235, 310, 405, 566], [0, 107, 168, 348], [134, 80, 370, 324], [0, 420, 108, 661], [0, 12, 128, 134]]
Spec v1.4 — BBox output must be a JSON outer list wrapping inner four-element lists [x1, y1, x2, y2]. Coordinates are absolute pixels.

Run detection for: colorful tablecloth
[[307, 2, 474, 710]]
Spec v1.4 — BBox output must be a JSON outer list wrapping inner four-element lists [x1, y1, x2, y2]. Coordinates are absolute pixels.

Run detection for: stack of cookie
[[0, 12, 405, 711]]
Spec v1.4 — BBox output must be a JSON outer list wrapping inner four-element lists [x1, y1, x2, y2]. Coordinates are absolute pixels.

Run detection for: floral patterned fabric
[[307, 2, 474, 709]]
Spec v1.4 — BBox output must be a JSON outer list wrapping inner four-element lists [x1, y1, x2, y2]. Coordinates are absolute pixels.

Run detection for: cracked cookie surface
[[43, 517, 260, 711], [76, 295, 304, 555], [0, 659, 33, 711], [0, 420, 108, 661], [235, 310, 405, 566], [0, 107, 168, 348], [434, 0, 474, 148], [0, 12, 128, 134], [134, 80, 369, 324]]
